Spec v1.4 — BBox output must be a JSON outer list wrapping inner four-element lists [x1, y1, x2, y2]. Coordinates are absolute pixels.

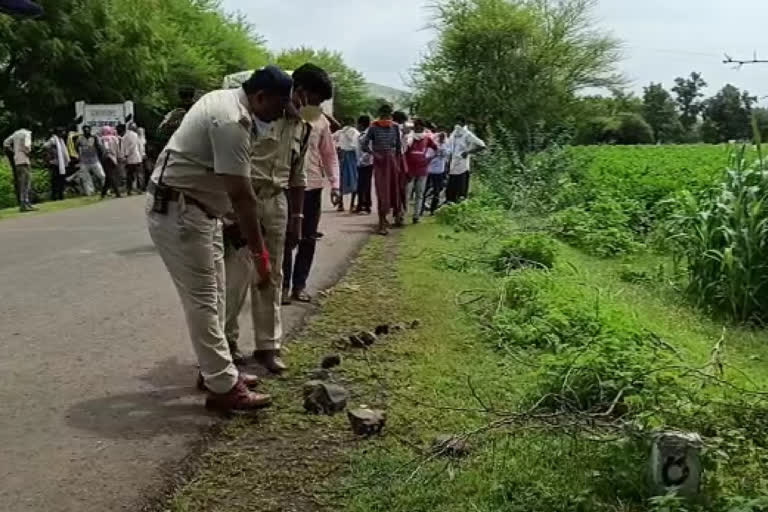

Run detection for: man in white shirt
[[3, 128, 35, 211], [43, 128, 70, 201], [119, 123, 143, 195], [446, 116, 486, 203], [146, 66, 292, 413]]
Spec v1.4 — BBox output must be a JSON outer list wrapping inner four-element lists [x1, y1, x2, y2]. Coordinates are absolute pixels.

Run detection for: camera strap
[[157, 150, 171, 186]]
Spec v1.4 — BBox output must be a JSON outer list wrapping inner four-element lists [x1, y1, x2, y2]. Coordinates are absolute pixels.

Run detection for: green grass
[[0, 196, 103, 221]]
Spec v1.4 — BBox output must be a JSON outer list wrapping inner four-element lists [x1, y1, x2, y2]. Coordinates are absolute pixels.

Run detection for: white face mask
[[299, 105, 323, 122], [252, 116, 272, 136]]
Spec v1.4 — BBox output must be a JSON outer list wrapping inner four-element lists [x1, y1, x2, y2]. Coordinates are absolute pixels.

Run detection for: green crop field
[[565, 144, 739, 204]]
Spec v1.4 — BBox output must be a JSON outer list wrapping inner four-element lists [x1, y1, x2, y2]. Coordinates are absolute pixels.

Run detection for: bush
[[551, 197, 643, 256], [1, 161, 54, 209], [435, 194, 507, 233], [534, 331, 680, 415], [494, 233, 558, 272], [616, 113, 655, 145], [473, 125, 575, 214]]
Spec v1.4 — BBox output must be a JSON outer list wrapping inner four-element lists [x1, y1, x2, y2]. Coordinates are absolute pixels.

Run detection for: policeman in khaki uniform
[[146, 66, 294, 413], [223, 114, 310, 372], [223, 66, 336, 373]]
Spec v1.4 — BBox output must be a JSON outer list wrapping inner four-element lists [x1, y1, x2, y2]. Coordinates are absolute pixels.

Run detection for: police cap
[[242, 65, 293, 99]]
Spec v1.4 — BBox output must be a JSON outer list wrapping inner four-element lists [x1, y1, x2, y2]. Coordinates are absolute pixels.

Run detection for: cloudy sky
[[222, 0, 768, 99]]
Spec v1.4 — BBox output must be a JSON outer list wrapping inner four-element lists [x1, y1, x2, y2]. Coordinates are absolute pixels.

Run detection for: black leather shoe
[[254, 350, 287, 374], [228, 343, 247, 366]]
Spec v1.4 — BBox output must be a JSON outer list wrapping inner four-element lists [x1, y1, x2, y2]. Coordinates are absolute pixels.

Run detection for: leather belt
[[147, 182, 217, 219]]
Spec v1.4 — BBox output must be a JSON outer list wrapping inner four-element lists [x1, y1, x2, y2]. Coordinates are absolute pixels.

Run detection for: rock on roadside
[[303, 381, 348, 415], [321, 354, 342, 369], [348, 408, 386, 436]]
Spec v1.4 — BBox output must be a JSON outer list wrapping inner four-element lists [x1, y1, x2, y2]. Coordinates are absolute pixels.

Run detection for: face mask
[[299, 105, 323, 122], [252, 116, 272, 137]]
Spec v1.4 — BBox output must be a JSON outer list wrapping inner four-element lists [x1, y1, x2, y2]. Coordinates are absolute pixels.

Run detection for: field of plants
[[552, 144, 750, 256]]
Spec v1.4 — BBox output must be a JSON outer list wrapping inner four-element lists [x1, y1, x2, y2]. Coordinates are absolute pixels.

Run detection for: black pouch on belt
[[152, 151, 172, 214]]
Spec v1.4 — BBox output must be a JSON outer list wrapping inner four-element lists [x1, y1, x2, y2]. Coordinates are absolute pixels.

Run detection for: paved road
[[0, 196, 373, 512]]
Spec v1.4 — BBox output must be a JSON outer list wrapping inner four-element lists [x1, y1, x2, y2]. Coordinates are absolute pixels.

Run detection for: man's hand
[[286, 215, 303, 250], [253, 247, 272, 289], [460, 151, 469, 159], [331, 188, 341, 206]]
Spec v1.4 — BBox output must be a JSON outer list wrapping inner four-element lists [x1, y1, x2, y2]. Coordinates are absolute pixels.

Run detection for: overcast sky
[[222, 0, 768, 100]]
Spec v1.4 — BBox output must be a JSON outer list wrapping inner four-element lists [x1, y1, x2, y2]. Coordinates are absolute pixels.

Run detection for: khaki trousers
[[225, 191, 288, 352], [146, 195, 238, 394]]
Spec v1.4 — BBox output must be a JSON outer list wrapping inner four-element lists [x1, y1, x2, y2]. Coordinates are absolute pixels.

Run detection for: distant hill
[[366, 82, 412, 111]]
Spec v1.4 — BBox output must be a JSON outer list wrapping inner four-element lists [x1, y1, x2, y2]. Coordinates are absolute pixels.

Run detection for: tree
[[275, 47, 372, 121], [642, 83, 683, 143], [672, 72, 707, 132], [572, 89, 643, 144], [702, 84, 756, 142], [0, 0, 270, 135], [412, 0, 622, 151]]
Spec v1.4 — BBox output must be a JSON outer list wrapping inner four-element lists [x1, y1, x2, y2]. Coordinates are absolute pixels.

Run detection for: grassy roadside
[[0, 196, 103, 220], [161, 212, 768, 511]]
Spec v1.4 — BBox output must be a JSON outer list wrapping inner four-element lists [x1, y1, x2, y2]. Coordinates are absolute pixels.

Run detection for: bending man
[[146, 66, 293, 413]]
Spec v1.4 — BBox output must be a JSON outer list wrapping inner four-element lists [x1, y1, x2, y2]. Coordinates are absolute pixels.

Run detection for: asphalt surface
[[0, 195, 373, 512]]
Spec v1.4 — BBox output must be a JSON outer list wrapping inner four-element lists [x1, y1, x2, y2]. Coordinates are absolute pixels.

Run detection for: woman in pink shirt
[[99, 126, 122, 198], [282, 64, 340, 303]]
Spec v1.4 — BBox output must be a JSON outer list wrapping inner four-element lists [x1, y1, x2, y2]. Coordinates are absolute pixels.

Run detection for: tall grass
[[668, 142, 768, 323]]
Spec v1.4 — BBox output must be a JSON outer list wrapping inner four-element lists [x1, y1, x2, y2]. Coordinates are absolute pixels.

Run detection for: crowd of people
[[334, 108, 486, 235], [3, 121, 153, 211], [4, 62, 486, 414]]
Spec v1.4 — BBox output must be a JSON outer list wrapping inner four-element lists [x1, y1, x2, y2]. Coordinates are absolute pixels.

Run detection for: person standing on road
[[137, 126, 150, 191], [354, 115, 373, 215], [392, 110, 410, 224], [99, 126, 122, 199], [404, 118, 437, 224], [446, 116, 486, 203], [3, 127, 35, 212], [361, 104, 404, 235], [120, 123, 143, 194], [75, 125, 105, 195], [334, 118, 359, 212], [282, 64, 340, 305], [224, 72, 313, 373], [43, 127, 69, 201], [423, 131, 449, 215], [146, 66, 293, 413]]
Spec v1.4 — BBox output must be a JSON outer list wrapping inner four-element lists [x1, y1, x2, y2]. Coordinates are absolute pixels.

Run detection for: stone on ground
[[359, 331, 377, 346], [303, 381, 349, 415], [321, 354, 342, 369], [347, 408, 386, 436]]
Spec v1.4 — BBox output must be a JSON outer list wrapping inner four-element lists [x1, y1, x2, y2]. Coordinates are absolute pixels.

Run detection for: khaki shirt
[[250, 117, 310, 193], [151, 88, 253, 217]]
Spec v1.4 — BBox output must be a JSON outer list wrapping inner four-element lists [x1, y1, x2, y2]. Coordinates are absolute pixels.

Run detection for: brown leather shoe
[[205, 378, 272, 412], [254, 349, 288, 374], [197, 372, 260, 392]]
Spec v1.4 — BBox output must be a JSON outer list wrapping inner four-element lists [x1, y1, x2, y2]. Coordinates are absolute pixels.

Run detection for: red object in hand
[[254, 248, 271, 283]]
